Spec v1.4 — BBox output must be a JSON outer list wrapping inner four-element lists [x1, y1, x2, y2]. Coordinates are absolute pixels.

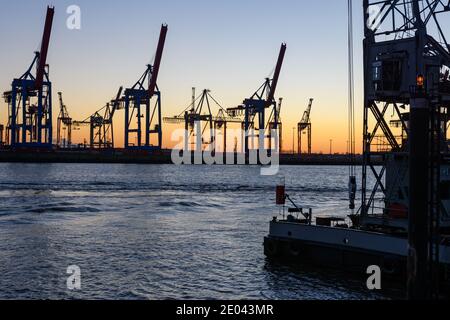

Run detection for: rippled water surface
[[0, 164, 402, 299]]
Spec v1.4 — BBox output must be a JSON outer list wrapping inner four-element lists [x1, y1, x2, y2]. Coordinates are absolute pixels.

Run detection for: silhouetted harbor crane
[[124, 25, 167, 151], [71, 87, 123, 149], [297, 98, 313, 155], [164, 89, 240, 153], [227, 43, 286, 157], [2, 6, 54, 148]]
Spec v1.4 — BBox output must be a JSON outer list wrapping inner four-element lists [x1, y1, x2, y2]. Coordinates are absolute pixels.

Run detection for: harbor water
[[0, 164, 402, 299]]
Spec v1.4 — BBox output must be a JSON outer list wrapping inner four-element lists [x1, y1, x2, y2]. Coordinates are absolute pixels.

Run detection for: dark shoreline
[[0, 149, 369, 166]]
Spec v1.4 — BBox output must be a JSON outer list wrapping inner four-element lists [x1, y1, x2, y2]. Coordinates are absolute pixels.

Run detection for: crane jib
[[35, 6, 54, 91], [148, 24, 168, 98], [265, 43, 286, 109]]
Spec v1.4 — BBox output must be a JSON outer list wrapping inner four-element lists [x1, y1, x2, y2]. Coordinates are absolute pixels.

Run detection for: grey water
[[0, 164, 402, 300]]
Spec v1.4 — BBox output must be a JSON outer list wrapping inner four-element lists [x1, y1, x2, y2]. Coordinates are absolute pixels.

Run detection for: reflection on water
[[0, 164, 400, 299]]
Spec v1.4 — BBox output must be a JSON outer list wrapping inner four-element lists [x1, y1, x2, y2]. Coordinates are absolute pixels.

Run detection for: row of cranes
[[56, 24, 167, 151], [0, 6, 166, 152], [1, 6, 315, 155], [163, 43, 314, 155], [58, 86, 123, 149]]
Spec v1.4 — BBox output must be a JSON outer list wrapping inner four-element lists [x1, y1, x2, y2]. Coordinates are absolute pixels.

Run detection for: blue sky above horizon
[[0, 0, 365, 152]]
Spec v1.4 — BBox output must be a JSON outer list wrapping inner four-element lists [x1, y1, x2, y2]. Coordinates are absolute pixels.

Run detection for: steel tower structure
[[3, 6, 55, 148], [227, 43, 286, 155], [124, 24, 167, 151], [361, 0, 450, 298], [72, 87, 123, 149], [164, 89, 239, 152]]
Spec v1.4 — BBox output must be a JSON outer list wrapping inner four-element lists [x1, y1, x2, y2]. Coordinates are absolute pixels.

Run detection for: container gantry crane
[[72, 87, 123, 149], [57, 92, 72, 148], [164, 88, 238, 152], [227, 43, 286, 155], [91, 86, 123, 149], [124, 24, 167, 151], [298, 98, 314, 155], [72, 113, 104, 149], [2, 6, 55, 148]]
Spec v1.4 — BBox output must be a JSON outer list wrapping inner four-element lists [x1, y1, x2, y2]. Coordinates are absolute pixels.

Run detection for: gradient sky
[[0, 0, 365, 153]]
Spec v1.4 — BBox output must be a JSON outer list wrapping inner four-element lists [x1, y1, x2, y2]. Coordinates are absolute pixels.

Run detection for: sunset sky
[[0, 0, 365, 153]]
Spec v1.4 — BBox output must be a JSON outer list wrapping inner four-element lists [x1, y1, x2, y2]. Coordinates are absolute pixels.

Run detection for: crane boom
[[35, 6, 55, 90], [148, 24, 168, 97], [58, 92, 64, 112], [110, 86, 123, 119], [301, 98, 314, 125], [58, 92, 67, 117], [265, 43, 286, 108]]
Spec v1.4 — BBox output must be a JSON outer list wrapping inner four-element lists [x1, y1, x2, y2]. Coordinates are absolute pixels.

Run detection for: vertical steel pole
[[11, 84, 17, 146], [145, 96, 150, 147], [48, 83, 52, 146], [125, 96, 129, 148], [407, 95, 430, 300], [158, 93, 162, 149], [22, 85, 27, 144]]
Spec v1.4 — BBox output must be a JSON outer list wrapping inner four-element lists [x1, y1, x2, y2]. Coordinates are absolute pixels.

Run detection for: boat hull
[[264, 221, 450, 279]]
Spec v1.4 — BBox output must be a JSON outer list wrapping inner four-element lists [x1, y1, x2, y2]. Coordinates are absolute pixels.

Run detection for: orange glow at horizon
[[0, 1, 366, 154], [62, 93, 364, 155]]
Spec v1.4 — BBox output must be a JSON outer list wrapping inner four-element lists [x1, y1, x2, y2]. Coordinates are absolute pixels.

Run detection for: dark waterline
[[0, 164, 402, 299]]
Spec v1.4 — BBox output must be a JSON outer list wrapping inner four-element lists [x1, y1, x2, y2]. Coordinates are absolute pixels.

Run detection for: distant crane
[[91, 86, 123, 149], [124, 24, 167, 150], [227, 43, 287, 155], [72, 114, 105, 149], [298, 98, 314, 155], [2, 6, 55, 148], [72, 87, 123, 149], [164, 89, 238, 152], [56, 92, 72, 148]]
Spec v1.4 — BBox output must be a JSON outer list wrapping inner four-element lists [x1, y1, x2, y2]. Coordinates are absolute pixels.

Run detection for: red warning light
[[417, 74, 424, 88]]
